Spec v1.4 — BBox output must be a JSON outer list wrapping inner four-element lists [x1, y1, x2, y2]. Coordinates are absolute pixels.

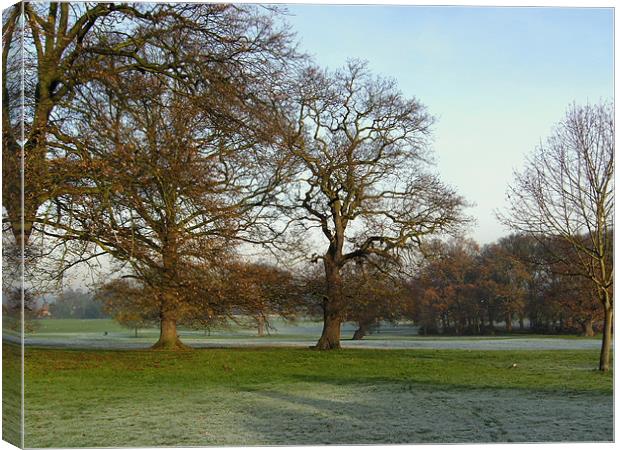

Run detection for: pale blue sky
[[285, 5, 614, 244]]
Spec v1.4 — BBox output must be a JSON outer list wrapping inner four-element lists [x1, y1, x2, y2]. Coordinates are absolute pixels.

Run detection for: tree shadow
[[233, 380, 613, 445]]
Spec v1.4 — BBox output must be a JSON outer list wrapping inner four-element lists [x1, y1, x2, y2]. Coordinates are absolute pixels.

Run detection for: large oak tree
[[38, 66, 293, 349], [2, 2, 298, 278], [281, 61, 469, 349], [8, 4, 299, 349]]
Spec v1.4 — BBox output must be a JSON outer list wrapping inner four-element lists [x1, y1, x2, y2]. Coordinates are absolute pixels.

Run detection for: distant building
[[37, 301, 52, 318]]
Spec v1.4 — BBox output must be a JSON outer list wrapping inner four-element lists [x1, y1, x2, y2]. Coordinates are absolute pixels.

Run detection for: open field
[[10, 343, 613, 447]]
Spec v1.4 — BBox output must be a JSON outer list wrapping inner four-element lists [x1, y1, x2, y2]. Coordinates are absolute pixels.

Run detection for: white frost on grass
[[220, 383, 612, 445], [20, 319, 604, 350], [14, 334, 604, 351], [26, 381, 612, 447]]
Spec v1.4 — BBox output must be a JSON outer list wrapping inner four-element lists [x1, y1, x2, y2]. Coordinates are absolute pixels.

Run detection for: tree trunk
[[352, 323, 368, 340], [505, 313, 512, 332], [519, 315, 525, 331], [455, 319, 463, 335], [152, 237, 189, 350], [487, 309, 495, 331], [599, 302, 613, 372], [316, 309, 342, 349], [134, 327, 138, 338], [315, 258, 344, 350], [581, 319, 594, 337], [152, 316, 188, 350], [257, 315, 265, 337]]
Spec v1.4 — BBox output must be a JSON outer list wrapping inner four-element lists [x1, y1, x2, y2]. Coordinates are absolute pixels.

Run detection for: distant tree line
[[409, 235, 608, 337], [92, 231, 607, 341], [47, 288, 107, 319]]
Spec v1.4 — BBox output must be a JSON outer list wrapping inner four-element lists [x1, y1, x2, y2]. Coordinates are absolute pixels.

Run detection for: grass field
[[13, 343, 613, 447], [2, 340, 22, 447]]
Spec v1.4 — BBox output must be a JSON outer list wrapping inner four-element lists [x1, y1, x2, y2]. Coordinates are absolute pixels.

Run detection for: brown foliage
[[408, 235, 602, 337], [26, 6, 299, 348], [410, 239, 481, 335]]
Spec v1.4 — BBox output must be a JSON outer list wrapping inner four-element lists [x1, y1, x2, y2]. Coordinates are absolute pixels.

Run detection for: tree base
[[581, 321, 595, 337], [312, 338, 341, 350], [150, 337, 192, 351], [352, 328, 367, 340]]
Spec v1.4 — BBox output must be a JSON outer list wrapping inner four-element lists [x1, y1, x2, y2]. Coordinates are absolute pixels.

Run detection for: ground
[[2, 319, 613, 447]]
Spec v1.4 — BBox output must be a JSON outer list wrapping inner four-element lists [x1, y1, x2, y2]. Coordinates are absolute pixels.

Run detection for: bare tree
[[224, 261, 300, 336], [281, 61, 470, 349], [500, 102, 613, 371]]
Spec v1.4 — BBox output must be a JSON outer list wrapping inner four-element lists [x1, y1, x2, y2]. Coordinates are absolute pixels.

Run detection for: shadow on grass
[[278, 372, 612, 395], [236, 381, 613, 445]]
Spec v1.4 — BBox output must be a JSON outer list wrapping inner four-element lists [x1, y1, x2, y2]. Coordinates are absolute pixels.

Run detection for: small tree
[[96, 280, 159, 337], [344, 262, 409, 340], [214, 261, 299, 336], [501, 102, 613, 371], [281, 61, 469, 349]]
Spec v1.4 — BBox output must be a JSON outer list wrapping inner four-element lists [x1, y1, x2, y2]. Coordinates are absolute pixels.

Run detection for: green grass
[[2, 342, 22, 447], [15, 344, 612, 447]]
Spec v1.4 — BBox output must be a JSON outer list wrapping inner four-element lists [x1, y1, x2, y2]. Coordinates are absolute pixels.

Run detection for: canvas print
[[1, 1, 614, 448]]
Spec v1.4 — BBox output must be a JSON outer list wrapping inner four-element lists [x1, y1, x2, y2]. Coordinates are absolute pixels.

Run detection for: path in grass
[[16, 345, 612, 447]]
